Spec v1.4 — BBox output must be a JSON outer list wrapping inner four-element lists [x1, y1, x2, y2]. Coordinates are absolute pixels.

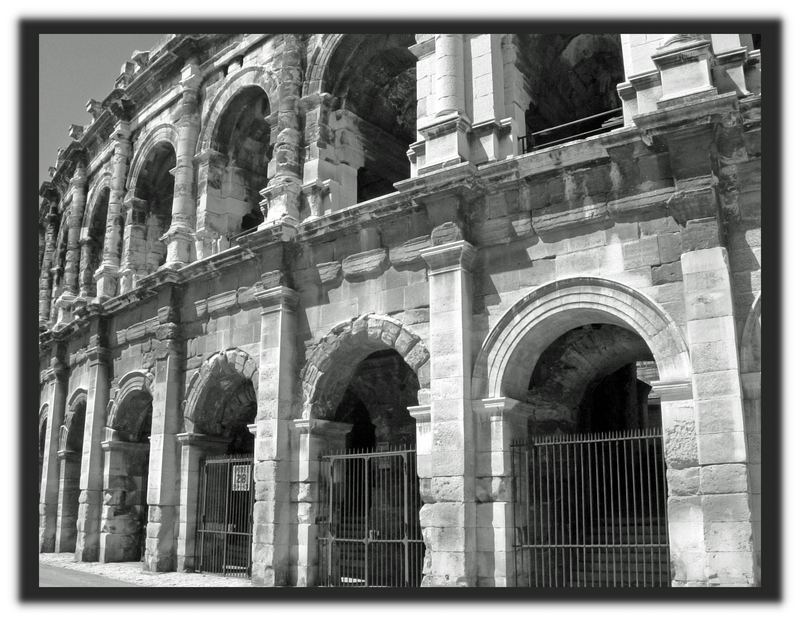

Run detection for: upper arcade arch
[[197, 67, 278, 154], [740, 293, 762, 374], [472, 276, 691, 402]]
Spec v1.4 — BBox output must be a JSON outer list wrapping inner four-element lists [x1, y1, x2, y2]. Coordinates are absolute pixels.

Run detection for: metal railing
[[511, 428, 670, 587], [317, 446, 424, 587], [519, 107, 623, 154], [196, 453, 255, 578]]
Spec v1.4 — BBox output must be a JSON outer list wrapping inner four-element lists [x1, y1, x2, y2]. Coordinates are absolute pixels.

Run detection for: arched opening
[[527, 324, 660, 435], [105, 389, 152, 562], [324, 34, 416, 205], [202, 86, 269, 247], [313, 343, 424, 587], [188, 354, 257, 576], [82, 186, 109, 298], [515, 34, 624, 152], [329, 349, 419, 449], [125, 141, 175, 285], [513, 322, 669, 586], [57, 399, 85, 553]]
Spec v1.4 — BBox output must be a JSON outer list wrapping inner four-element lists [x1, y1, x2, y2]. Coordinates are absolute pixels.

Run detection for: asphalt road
[[39, 563, 135, 587]]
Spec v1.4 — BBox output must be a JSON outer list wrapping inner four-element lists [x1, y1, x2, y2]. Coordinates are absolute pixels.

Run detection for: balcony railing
[[519, 107, 623, 155]]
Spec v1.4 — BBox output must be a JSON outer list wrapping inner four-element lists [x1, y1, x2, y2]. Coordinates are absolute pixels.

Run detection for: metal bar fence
[[196, 453, 254, 578], [511, 428, 670, 587], [518, 107, 623, 154], [318, 446, 424, 587]]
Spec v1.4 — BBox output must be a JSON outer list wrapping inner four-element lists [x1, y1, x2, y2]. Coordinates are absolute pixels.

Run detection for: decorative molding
[[420, 240, 476, 274], [341, 248, 388, 280], [650, 379, 694, 402]]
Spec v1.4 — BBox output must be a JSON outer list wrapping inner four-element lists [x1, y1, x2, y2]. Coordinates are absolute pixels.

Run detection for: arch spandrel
[[472, 276, 692, 401], [300, 313, 430, 420]]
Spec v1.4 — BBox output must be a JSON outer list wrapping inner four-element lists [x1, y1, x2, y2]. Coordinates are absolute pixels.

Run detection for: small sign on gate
[[231, 464, 251, 491]]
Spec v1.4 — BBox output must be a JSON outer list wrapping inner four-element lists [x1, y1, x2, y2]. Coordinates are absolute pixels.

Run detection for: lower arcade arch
[[475, 278, 689, 587], [182, 350, 259, 576], [56, 394, 86, 553], [302, 316, 428, 587], [101, 385, 153, 562]]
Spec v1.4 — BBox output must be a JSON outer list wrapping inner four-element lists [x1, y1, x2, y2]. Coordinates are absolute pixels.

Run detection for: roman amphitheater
[[37, 32, 762, 588]]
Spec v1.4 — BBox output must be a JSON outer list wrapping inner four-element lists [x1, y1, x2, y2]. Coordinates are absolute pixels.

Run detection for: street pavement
[[39, 563, 135, 587]]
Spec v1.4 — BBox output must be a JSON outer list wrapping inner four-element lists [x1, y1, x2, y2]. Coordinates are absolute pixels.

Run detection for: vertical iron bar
[[645, 436, 654, 586], [622, 434, 630, 586]]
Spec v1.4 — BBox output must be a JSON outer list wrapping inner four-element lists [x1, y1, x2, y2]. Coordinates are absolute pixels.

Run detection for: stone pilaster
[[40, 357, 68, 552], [418, 239, 477, 586], [95, 120, 132, 300], [77, 237, 94, 300], [291, 419, 351, 586], [251, 285, 299, 586], [681, 246, 755, 586], [38, 192, 60, 328], [260, 34, 304, 226], [175, 433, 229, 572], [99, 432, 150, 562], [54, 162, 88, 325], [74, 342, 111, 561], [162, 59, 201, 268], [143, 286, 183, 572], [117, 195, 148, 295], [650, 378, 706, 587], [55, 448, 82, 552], [473, 397, 531, 587]]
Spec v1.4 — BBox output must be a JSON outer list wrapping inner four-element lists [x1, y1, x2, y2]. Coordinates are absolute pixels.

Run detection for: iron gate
[[511, 428, 670, 587], [317, 447, 424, 587], [196, 453, 254, 577]]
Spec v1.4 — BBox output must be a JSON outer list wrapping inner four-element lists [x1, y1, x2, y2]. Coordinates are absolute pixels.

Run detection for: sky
[[38, 34, 165, 183]]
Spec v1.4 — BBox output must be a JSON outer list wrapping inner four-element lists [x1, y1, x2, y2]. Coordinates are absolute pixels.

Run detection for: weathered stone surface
[[341, 248, 388, 279]]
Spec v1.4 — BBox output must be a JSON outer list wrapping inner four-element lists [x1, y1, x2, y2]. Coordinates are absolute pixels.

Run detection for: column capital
[[420, 240, 476, 274], [407, 404, 431, 424], [292, 418, 352, 440], [254, 285, 299, 313], [650, 378, 694, 402], [57, 449, 80, 462], [175, 432, 229, 452], [86, 346, 111, 365], [101, 439, 150, 454], [472, 397, 534, 423]]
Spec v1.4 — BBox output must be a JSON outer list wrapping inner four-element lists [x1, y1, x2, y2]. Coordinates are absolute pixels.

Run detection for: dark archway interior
[[113, 391, 153, 561], [211, 86, 270, 233], [134, 142, 176, 273], [325, 34, 416, 202], [84, 187, 110, 297], [332, 348, 419, 449], [515, 34, 623, 146], [60, 400, 86, 552], [196, 376, 257, 454], [528, 323, 658, 434]]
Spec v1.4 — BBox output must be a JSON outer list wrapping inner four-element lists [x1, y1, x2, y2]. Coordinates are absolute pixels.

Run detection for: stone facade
[[38, 32, 762, 587]]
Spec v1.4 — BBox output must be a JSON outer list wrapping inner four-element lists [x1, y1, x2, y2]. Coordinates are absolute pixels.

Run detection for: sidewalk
[[39, 553, 253, 587]]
